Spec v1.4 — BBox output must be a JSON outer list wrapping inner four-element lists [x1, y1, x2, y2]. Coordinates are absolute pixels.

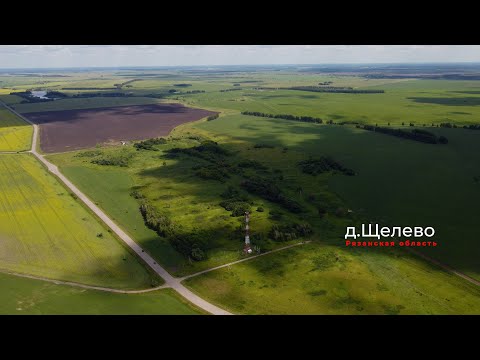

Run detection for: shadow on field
[[175, 120, 480, 279]]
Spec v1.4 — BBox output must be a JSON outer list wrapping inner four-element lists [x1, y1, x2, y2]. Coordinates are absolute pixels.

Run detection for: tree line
[[440, 122, 480, 130], [289, 86, 385, 94], [241, 111, 323, 124], [359, 125, 448, 144]]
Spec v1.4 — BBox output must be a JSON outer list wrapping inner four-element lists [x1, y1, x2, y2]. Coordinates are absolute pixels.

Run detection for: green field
[[184, 80, 480, 127], [0, 108, 32, 151], [198, 115, 480, 280], [5, 68, 480, 314], [0, 154, 159, 289], [185, 242, 480, 314], [0, 272, 202, 315]]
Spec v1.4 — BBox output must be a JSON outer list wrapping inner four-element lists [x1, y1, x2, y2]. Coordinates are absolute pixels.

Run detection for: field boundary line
[[0, 268, 169, 293], [405, 248, 480, 287], [0, 100, 232, 315], [180, 241, 310, 281]]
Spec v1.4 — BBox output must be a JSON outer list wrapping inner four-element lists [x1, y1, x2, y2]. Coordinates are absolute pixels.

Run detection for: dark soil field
[[26, 103, 217, 153]]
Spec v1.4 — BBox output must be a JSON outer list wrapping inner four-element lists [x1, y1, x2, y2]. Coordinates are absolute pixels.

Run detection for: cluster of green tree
[[441, 122, 480, 130], [207, 114, 219, 121], [254, 143, 275, 149], [237, 159, 267, 170], [338, 121, 360, 125], [193, 164, 231, 182], [220, 88, 243, 92], [241, 177, 303, 213], [61, 87, 117, 90], [298, 157, 355, 176], [219, 186, 251, 216], [169, 232, 208, 261], [241, 111, 323, 124], [72, 92, 134, 98], [289, 86, 385, 94], [90, 151, 135, 167], [233, 83, 241, 86], [133, 138, 167, 151], [114, 79, 141, 89], [173, 83, 192, 87], [269, 223, 313, 242], [139, 200, 176, 237], [179, 90, 205, 94], [167, 140, 230, 163], [359, 125, 448, 144], [137, 196, 207, 261], [45, 91, 68, 98], [13, 91, 53, 103], [463, 124, 480, 130], [318, 81, 333, 85]]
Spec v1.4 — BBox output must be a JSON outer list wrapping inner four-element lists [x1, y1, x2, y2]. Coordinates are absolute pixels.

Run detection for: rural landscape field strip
[[180, 241, 310, 281], [405, 248, 480, 287], [2, 102, 231, 315], [0, 269, 168, 294]]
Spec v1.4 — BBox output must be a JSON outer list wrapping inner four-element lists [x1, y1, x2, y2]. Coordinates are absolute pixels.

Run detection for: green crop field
[[0, 272, 203, 315], [185, 242, 480, 314], [0, 108, 32, 151], [0, 154, 159, 289]]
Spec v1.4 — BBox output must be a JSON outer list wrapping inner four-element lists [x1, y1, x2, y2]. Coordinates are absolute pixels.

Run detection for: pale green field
[[0, 272, 203, 315], [186, 242, 480, 314], [0, 154, 159, 289], [0, 108, 32, 151]]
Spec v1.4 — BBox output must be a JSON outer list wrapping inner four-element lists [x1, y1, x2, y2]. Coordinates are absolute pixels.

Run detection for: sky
[[0, 45, 479, 68]]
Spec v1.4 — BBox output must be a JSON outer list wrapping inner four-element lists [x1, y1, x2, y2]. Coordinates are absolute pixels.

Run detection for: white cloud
[[0, 45, 479, 68]]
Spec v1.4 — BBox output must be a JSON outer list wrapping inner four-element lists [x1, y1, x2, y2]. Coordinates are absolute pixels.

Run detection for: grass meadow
[[0, 272, 202, 315]]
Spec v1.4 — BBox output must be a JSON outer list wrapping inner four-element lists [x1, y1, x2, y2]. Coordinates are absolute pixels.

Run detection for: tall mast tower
[[244, 211, 252, 254]]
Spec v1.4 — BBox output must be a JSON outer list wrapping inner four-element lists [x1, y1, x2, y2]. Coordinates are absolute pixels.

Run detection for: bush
[[438, 135, 448, 144], [269, 223, 313, 242], [241, 177, 303, 213], [169, 232, 208, 261], [220, 200, 251, 216], [194, 164, 230, 182], [139, 201, 175, 237], [256, 207, 264, 212], [91, 150, 134, 167], [299, 157, 355, 176], [134, 138, 167, 151], [207, 114, 219, 121], [268, 210, 284, 220]]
